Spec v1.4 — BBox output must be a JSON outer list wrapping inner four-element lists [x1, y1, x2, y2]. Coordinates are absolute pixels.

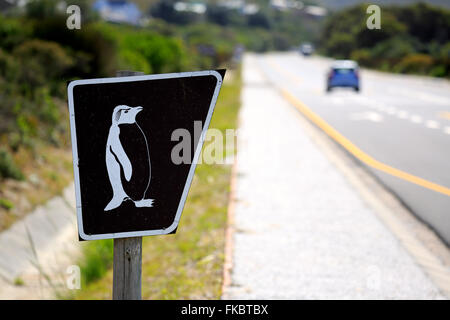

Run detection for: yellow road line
[[281, 89, 450, 197]]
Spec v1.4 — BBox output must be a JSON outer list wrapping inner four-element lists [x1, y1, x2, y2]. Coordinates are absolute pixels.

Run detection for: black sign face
[[68, 70, 224, 240]]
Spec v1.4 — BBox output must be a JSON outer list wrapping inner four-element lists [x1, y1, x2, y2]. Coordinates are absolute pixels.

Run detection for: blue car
[[327, 60, 360, 92]]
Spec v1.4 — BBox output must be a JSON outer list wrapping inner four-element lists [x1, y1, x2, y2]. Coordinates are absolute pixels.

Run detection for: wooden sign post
[[112, 71, 144, 300], [113, 236, 142, 300]]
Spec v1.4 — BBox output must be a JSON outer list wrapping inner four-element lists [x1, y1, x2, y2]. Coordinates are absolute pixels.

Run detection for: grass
[[70, 68, 241, 300], [13, 277, 25, 286], [0, 198, 14, 210], [0, 148, 24, 181], [79, 239, 114, 287], [0, 144, 73, 231]]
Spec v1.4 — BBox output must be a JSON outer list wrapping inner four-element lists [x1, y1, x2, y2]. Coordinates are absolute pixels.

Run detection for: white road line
[[334, 93, 448, 135], [349, 111, 383, 122], [425, 120, 440, 129], [388, 87, 450, 106], [410, 115, 423, 124]]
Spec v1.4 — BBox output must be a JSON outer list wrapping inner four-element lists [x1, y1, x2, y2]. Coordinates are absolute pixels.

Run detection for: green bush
[[119, 49, 152, 74], [180, 23, 235, 66], [0, 198, 14, 210], [325, 33, 355, 59], [0, 148, 24, 180], [370, 37, 415, 61], [351, 49, 373, 67], [14, 39, 74, 86], [0, 18, 30, 51], [430, 65, 447, 77], [395, 54, 434, 74], [123, 32, 188, 73], [96, 23, 192, 73], [30, 19, 117, 77], [34, 88, 60, 126], [247, 11, 272, 29], [1, 8, 258, 158], [271, 32, 291, 51], [80, 239, 114, 285], [369, 36, 416, 70], [319, 3, 450, 77], [26, 0, 96, 22]]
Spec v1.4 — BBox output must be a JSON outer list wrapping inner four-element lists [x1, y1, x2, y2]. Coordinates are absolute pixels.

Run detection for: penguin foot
[[104, 196, 127, 211], [134, 199, 154, 208]]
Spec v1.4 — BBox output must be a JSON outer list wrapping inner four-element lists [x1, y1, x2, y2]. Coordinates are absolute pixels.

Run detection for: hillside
[[319, 3, 450, 77], [317, 0, 450, 10]]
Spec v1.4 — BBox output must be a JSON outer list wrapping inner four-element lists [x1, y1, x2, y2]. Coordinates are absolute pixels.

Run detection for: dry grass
[[0, 145, 73, 231]]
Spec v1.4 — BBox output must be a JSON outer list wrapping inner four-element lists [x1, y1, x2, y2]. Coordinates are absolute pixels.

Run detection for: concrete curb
[[0, 184, 80, 299], [221, 153, 238, 299]]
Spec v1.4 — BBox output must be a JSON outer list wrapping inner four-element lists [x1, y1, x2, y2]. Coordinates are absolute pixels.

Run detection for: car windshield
[[333, 68, 355, 74]]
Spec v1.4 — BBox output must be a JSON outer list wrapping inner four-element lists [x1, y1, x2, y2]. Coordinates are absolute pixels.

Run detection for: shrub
[[119, 49, 152, 74], [325, 33, 355, 59], [80, 239, 114, 285], [34, 88, 60, 126], [370, 37, 415, 61], [319, 3, 450, 77], [0, 49, 19, 82], [0, 148, 24, 180], [395, 54, 434, 74], [121, 31, 188, 73], [14, 39, 74, 82], [430, 65, 447, 77], [0, 198, 14, 210], [30, 19, 117, 77], [351, 49, 373, 67], [274, 33, 291, 51], [247, 11, 272, 29], [0, 18, 30, 51]]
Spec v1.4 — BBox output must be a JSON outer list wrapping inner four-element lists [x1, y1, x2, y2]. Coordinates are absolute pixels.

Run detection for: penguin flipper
[[110, 141, 132, 181]]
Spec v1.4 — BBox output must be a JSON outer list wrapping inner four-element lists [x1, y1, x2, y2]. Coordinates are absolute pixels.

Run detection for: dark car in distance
[[299, 43, 314, 56]]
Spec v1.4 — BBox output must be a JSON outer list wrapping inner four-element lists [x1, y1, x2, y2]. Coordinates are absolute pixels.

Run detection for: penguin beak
[[133, 107, 143, 119]]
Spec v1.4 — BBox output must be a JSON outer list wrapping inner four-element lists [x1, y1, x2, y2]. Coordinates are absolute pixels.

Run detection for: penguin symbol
[[104, 105, 154, 211]]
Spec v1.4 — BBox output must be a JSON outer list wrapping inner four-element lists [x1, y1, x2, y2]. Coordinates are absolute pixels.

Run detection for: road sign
[[68, 70, 225, 240]]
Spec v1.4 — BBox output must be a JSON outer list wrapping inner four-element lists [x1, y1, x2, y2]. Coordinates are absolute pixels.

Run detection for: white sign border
[[67, 70, 224, 240]]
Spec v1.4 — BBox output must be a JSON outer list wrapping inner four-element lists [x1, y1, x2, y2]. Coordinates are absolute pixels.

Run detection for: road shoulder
[[223, 53, 448, 299]]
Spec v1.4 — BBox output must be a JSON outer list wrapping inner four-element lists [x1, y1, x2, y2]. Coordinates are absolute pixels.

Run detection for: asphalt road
[[254, 52, 450, 244]]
